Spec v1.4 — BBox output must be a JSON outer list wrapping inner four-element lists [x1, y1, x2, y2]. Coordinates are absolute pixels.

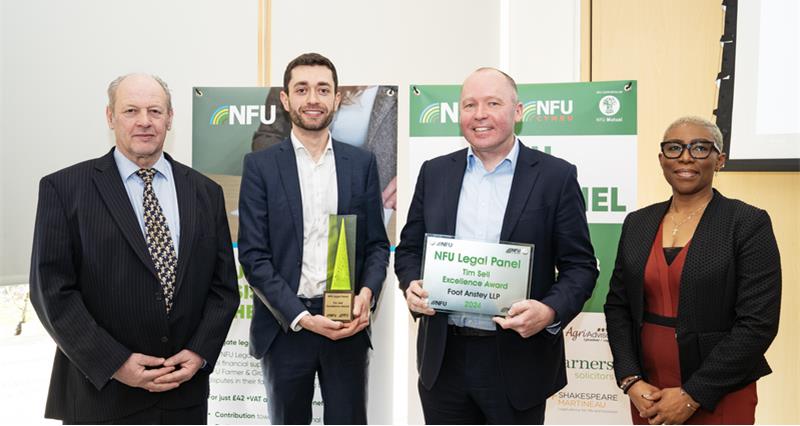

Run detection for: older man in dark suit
[[29, 73, 240, 424], [395, 68, 598, 424]]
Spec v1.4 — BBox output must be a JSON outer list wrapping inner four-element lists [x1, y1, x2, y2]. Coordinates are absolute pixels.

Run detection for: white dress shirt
[[289, 131, 338, 330]]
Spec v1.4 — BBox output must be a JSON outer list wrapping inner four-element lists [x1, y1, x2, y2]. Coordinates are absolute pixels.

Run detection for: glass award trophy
[[324, 214, 357, 322]]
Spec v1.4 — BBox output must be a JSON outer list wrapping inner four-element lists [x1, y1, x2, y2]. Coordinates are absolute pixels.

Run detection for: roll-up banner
[[409, 81, 637, 424], [193, 85, 398, 424]]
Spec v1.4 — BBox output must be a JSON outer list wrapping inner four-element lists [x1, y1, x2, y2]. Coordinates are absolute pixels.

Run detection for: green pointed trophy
[[324, 214, 357, 322]]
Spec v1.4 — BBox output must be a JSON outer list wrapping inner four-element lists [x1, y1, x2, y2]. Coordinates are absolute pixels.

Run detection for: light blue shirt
[[449, 140, 560, 334], [449, 142, 518, 330], [113, 148, 181, 256]]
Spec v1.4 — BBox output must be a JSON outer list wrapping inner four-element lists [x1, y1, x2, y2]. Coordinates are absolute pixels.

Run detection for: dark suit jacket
[[394, 142, 598, 410], [29, 149, 240, 423], [604, 189, 781, 410], [238, 138, 389, 359]]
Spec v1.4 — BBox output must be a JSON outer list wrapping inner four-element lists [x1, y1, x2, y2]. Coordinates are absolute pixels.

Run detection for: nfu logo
[[429, 240, 453, 248], [419, 102, 459, 124], [505, 247, 530, 255], [210, 104, 278, 126], [598, 96, 620, 116], [522, 100, 574, 122]]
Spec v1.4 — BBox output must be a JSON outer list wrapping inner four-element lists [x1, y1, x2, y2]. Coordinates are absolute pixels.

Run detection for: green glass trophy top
[[324, 214, 357, 321], [330, 219, 352, 291]]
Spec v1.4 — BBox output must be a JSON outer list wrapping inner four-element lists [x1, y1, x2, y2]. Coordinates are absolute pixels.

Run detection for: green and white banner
[[409, 81, 637, 424], [194, 85, 398, 424], [206, 249, 271, 424]]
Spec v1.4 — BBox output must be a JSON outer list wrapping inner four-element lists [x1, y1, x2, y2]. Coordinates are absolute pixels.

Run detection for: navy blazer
[[604, 190, 781, 410], [394, 141, 598, 410], [238, 138, 390, 359], [29, 149, 240, 423]]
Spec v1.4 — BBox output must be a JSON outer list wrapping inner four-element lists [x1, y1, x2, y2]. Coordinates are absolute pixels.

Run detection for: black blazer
[[394, 142, 598, 410], [29, 149, 240, 423], [238, 139, 390, 359], [604, 189, 781, 410]]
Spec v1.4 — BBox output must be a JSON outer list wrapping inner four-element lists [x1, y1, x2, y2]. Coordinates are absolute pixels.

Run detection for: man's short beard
[[288, 108, 334, 131]]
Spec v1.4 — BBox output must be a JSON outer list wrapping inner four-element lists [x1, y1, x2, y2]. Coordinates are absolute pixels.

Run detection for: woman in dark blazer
[[604, 116, 781, 425]]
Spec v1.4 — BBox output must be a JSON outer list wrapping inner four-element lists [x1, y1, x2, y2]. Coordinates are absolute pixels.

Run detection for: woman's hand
[[641, 387, 699, 425], [628, 380, 661, 419]]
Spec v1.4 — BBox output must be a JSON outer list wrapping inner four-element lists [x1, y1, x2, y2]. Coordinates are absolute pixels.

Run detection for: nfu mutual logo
[[209, 104, 278, 126], [418, 102, 459, 124], [599, 95, 620, 116]]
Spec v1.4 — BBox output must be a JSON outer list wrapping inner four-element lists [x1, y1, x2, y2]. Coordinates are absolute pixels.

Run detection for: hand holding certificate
[[404, 279, 435, 316], [492, 299, 557, 338], [420, 234, 533, 316]]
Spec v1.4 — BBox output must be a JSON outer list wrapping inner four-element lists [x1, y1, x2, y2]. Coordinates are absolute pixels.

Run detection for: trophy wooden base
[[323, 291, 354, 322]]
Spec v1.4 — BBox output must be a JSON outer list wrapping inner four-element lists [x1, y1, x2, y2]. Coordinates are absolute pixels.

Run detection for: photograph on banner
[[192, 85, 398, 244], [408, 81, 637, 424]]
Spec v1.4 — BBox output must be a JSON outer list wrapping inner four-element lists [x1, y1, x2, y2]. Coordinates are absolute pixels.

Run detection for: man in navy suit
[[395, 68, 598, 424], [238, 53, 389, 424]]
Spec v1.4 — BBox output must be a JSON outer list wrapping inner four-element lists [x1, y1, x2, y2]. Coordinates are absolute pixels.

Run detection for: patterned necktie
[[136, 168, 177, 314]]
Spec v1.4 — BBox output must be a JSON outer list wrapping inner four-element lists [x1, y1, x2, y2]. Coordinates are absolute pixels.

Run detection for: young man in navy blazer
[[395, 68, 598, 424], [238, 53, 389, 424]]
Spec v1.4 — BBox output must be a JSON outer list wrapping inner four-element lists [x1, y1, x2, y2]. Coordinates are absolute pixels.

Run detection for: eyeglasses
[[660, 140, 720, 159]]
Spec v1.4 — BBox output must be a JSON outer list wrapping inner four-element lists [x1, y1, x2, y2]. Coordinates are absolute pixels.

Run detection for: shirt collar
[[113, 147, 172, 182], [290, 130, 333, 156], [466, 137, 520, 173]]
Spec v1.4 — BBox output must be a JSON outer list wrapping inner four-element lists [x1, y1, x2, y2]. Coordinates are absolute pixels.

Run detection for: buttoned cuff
[[290, 311, 311, 332], [546, 321, 562, 335]]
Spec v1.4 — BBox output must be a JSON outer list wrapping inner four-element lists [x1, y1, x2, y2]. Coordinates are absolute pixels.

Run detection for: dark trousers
[[65, 402, 207, 425], [419, 333, 546, 425], [261, 300, 369, 425]]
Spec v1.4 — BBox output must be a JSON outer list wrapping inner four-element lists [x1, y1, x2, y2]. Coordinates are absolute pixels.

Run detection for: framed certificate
[[421, 234, 533, 316]]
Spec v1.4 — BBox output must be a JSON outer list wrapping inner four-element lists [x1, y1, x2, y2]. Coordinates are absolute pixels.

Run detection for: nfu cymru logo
[[418, 102, 458, 124], [209, 104, 278, 126], [522, 99, 574, 122]]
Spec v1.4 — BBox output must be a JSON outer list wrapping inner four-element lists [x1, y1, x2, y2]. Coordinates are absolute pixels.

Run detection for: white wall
[[0, 0, 259, 285]]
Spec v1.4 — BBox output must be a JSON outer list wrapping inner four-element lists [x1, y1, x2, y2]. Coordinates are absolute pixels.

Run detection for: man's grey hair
[[107, 73, 172, 112], [470, 67, 519, 102], [664, 116, 724, 152]]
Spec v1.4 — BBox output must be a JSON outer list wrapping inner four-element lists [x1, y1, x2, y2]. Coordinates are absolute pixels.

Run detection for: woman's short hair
[[664, 116, 724, 153]]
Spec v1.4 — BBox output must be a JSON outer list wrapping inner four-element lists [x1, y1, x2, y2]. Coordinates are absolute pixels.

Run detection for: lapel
[[632, 201, 670, 279], [168, 154, 197, 296], [92, 149, 158, 279], [277, 139, 304, 250], [334, 141, 353, 214], [678, 189, 723, 321], [500, 142, 541, 241], [628, 201, 672, 272], [443, 149, 468, 235], [627, 200, 670, 321]]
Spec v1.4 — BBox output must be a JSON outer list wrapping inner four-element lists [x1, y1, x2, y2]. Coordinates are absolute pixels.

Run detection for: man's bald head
[[107, 73, 172, 113], [465, 67, 519, 103]]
